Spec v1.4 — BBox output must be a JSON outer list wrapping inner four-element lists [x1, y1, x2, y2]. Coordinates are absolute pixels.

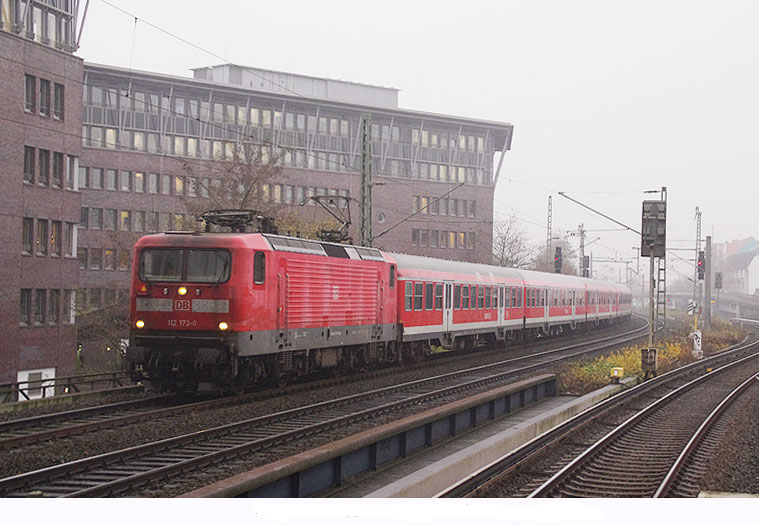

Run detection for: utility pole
[[693, 207, 701, 328], [546, 196, 553, 272], [705, 235, 712, 329], [641, 198, 667, 379], [578, 223, 587, 277], [632, 246, 642, 308], [359, 114, 372, 246]]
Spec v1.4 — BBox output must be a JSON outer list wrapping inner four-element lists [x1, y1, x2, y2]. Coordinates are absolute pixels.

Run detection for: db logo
[[174, 299, 191, 311]]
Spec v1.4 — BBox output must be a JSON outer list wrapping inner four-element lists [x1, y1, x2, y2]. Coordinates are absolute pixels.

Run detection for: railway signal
[[554, 247, 562, 273], [697, 251, 705, 281]]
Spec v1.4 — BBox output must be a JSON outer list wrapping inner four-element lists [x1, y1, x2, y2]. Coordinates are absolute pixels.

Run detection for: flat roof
[[84, 62, 513, 150]]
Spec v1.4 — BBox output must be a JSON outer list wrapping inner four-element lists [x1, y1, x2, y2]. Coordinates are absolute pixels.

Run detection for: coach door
[[443, 281, 454, 332], [498, 285, 505, 328], [277, 272, 288, 342]]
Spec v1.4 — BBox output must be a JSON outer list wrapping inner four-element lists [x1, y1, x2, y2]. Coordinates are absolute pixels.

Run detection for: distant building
[[722, 237, 759, 295], [77, 62, 513, 315]]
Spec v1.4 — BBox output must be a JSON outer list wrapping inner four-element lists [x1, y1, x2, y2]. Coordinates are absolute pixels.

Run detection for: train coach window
[[405, 282, 413, 311], [454, 285, 461, 309], [389, 265, 395, 288], [492, 287, 498, 309], [435, 284, 443, 310], [188, 250, 231, 283], [499, 287, 504, 309], [517, 288, 522, 308], [485, 287, 491, 309], [505, 287, 511, 308], [425, 283, 434, 310], [414, 283, 424, 311], [462, 285, 469, 309], [479, 287, 486, 309], [253, 251, 265, 284], [471, 286, 477, 310], [139, 249, 183, 282]]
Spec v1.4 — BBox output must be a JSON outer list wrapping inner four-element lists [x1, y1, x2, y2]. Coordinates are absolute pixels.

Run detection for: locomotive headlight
[[218, 321, 229, 331], [178, 286, 188, 296], [135, 320, 145, 329]]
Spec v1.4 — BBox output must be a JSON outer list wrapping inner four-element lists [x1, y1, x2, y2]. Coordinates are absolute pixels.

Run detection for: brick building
[[1, 5, 513, 386], [0, 1, 82, 388]]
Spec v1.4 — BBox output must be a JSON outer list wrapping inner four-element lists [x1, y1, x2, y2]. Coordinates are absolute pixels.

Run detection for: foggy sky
[[76, 0, 759, 283]]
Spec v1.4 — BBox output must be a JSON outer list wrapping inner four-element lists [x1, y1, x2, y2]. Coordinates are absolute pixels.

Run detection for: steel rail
[[653, 372, 759, 498], [528, 340, 759, 498], [0, 319, 650, 497], [436, 334, 755, 498], [0, 319, 646, 452]]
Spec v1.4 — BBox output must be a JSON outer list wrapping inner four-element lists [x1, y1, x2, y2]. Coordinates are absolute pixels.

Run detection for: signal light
[[178, 286, 188, 296], [135, 320, 145, 329], [218, 321, 229, 331]]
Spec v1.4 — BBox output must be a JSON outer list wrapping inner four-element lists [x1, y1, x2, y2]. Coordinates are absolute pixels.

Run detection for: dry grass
[[559, 318, 746, 395]]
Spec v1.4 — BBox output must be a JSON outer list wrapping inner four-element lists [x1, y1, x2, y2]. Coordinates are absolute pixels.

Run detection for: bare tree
[[179, 141, 285, 229], [531, 239, 579, 275], [492, 215, 533, 268]]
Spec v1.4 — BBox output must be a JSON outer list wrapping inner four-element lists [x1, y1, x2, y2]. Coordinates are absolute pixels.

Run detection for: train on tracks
[[126, 218, 632, 392]]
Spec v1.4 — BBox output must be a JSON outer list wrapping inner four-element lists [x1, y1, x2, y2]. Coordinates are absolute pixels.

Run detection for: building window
[[78, 166, 89, 189], [119, 250, 131, 271], [89, 248, 102, 270], [411, 228, 419, 246], [90, 208, 102, 229], [53, 83, 64, 120], [34, 289, 46, 325], [119, 171, 131, 192], [148, 173, 158, 194], [134, 172, 144, 193], [91, 168, 103, 189], [24, 146, 35, 183], [106, 169, 117, 190], [63, 290, 72, 324], [36, 219, 48, 255], [161, 174, 171, 195], [38, 149, 50, 185], [89, 288, 102, 309], [22, 217, 33, 254], [66, 155, 76, 189], [39, 79, 50, 116], [119, 210, 131, 231], [48, 289, 60, 325], [50, 220, 62, 256], [52, 152, 64, 187], [133, 211, 145, 232], [467, 232, 476, 250], [77, 247, 87, 269], [25, 74, 36, 113], [104, 209, 116, 230], [65, 222, 75, 257], [104, 249, 116, 270], [147, 212, 158, 232], [20, 289, 32, 326]]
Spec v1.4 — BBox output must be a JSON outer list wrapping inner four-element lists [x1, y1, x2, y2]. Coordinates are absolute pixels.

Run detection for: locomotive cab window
[[188, 250, 231, 283], [139, 249, 183, 282], [253, 251, 265, 284]]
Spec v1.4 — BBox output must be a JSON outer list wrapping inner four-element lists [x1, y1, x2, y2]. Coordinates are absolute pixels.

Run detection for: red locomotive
[[127, 217, 631, 392]]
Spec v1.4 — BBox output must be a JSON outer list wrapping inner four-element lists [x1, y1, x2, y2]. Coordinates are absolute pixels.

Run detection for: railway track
[[439, 335, 759, 498], [0, 320, 651, 497], [0, 319, 645, 453]]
